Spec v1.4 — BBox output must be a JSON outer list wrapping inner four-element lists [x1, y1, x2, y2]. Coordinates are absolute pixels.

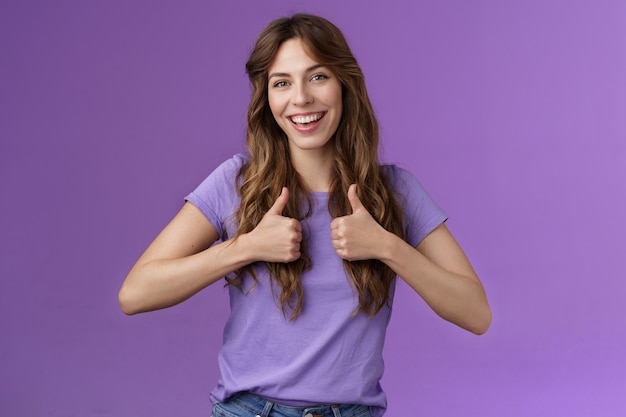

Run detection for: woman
[[119, 13, 491, 417]]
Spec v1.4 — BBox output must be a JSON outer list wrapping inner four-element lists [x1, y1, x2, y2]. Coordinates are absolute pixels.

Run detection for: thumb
[[347, 184, 365, 214], [267, 187, 289, 216]]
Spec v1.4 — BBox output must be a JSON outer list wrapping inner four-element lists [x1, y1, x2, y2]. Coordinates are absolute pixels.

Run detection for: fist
[[330, 184, 385, 261], [248, 187, 302, 263]]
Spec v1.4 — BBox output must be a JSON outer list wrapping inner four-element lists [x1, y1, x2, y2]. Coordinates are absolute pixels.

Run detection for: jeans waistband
[[223, 391, 370, 417]]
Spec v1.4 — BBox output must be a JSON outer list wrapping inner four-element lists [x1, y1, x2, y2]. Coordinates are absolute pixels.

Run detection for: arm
[[119, 188, 301, 315], [331, 185, 491, 334], [381, 223, 491, 335]]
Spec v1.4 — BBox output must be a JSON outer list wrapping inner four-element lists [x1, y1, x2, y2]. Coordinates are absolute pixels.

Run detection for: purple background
[[1, 1, 625, 416]]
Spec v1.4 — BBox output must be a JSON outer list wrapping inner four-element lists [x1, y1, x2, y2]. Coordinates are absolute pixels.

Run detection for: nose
[[292, 83, 313, 106]]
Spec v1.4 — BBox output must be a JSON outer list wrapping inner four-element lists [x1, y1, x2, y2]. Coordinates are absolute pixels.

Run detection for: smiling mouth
[[289, 112, 325, 126]]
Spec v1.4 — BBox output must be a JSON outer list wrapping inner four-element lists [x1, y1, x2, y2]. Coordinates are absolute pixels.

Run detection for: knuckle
[[288, 230, 299, 242]]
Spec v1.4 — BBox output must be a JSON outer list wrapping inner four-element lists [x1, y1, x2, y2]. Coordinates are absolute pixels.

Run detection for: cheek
[[325, 84, 343, 111], [330, 87, 343, 119], [267, 94, 284, 119]]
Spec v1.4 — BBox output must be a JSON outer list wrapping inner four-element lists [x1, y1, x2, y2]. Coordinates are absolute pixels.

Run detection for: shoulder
[[381, 162, 448, 245], [186, 153, 249, 203], [195, 153, 249, 188], [213, 153, 249, 178], [380, 163, 427, 196], [185, 154, 248, 237], [381, 163, 411, 181]]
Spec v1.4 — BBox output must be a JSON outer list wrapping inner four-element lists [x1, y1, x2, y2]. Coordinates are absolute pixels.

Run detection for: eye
[[310, 73, 328, 82], [272, 80, 289, 88]]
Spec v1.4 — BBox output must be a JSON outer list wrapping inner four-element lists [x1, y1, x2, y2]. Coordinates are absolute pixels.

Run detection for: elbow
[[469, 307, 492, 335], [118, 285, 142, 316]]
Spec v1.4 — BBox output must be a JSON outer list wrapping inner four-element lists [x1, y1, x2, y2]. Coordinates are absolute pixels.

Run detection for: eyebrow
[[268, 64, 325, 80]]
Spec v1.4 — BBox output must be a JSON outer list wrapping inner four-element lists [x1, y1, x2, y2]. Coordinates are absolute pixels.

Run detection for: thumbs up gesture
[[246, 187, 302, 263], [330, 184, 386, 261]]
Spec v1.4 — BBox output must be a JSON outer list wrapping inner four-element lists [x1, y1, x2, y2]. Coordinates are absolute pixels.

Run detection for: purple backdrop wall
[[1, 1, 625, 416]]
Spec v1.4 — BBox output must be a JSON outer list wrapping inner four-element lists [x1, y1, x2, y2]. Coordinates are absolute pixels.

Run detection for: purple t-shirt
[[185, 154, 447, 417]]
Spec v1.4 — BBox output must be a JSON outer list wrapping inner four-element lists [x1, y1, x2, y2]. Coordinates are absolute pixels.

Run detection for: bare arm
[[331, 185, 491, 334], [119, 188, 301, 315], [381, 223, 491, 334]]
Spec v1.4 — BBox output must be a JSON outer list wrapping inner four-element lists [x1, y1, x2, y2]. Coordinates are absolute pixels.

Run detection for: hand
[[245, 187, 302, 263], [330, 184, 387, 261]]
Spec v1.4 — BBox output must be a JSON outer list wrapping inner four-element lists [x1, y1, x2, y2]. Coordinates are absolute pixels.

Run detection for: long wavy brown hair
[[230, 13, 405, 320]]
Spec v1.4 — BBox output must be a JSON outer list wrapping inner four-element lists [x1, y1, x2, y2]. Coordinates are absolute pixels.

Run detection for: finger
[[266, 187, 288, 216], [347, 184, 365, 214], [330, 217, 346, 232], [290, 250, 302, 261], [293, 228, 303, 243]]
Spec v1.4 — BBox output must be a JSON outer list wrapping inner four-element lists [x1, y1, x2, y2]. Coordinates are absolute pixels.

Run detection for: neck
[[289, 147, 334, 192]]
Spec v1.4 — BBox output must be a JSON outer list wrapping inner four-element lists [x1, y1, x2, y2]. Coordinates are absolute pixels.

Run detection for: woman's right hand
[[243, 187, 302, 263], [118, 188, 302, 315]]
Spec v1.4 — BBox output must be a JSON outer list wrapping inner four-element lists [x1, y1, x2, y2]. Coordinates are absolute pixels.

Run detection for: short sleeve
[[383, 165, 448, 247], [184, 154, 247, 240]]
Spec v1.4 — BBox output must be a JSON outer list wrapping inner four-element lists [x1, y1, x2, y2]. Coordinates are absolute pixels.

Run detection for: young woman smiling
[[119, 13, 491, 417]]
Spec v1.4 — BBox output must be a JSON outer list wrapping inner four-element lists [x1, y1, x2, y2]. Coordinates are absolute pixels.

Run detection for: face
[[267, 38, 343, 156]]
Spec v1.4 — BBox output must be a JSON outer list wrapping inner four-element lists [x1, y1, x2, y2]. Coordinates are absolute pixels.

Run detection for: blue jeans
[[211, 392, 372, 417]]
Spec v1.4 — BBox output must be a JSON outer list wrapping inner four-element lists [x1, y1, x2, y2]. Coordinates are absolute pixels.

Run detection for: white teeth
[[290, 113, 322, 124]]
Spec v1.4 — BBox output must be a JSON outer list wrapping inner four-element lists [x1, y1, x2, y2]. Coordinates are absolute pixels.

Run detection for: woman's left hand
[[331, 185, 491, 334], [330, 184, 387, 261]]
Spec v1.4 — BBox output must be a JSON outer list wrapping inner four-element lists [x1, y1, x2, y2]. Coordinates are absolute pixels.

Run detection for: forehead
[[268, 38, 320, 75]]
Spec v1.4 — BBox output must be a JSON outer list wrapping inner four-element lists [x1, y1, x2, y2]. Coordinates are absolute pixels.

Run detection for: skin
[[267, 38, 342, 191], [331, 185, 491, 334], [118, 37, 491, 335]]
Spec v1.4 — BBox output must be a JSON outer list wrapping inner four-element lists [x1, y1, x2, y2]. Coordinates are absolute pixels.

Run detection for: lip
[[288, 112, 326, 133]]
